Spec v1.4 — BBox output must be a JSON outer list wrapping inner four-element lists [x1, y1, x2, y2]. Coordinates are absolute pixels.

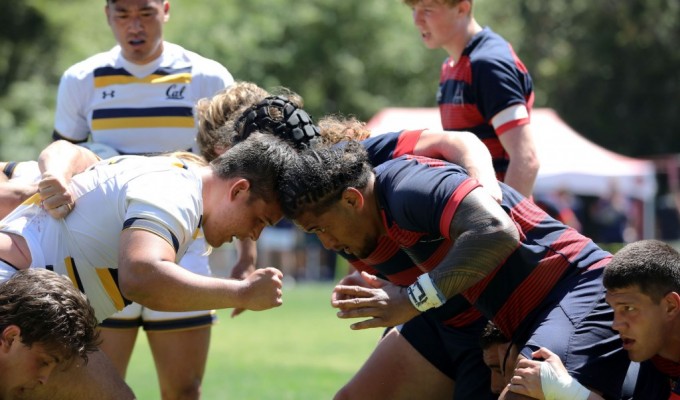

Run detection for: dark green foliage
[[1, 0, 678, 160]]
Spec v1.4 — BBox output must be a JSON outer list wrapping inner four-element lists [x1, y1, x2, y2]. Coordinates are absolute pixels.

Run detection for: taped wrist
[[540, 361, 590, 400], [407, 273, 446, 312]]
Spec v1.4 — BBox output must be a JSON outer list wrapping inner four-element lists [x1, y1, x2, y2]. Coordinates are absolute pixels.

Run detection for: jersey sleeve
[[53, 68, 92, 141], [471, 51, 532, 128], [379, 158, 480, 238], [194, 58, 234, 99], [361, 130, 423, 166], [122, 169, 202, 253]]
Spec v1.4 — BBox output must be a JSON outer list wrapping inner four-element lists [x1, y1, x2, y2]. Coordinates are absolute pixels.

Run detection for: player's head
[[604, 240, 680, 301], [232, 96, 321, 150], [0, 268, 99, 363], [204, 133, 298, 246], [106, 0, 169, 65], [604, 240, 680, 362], [279, 141, 380, 258], [406, 0, 474, 51], [403, 0, 471, 7], [196, 81, 271, 162], [479, 322, 512, 394]]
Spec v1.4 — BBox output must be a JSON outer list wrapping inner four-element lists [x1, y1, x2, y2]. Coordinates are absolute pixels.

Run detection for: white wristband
[[540, 361, 590, 400], [407, 273, 446, 312]]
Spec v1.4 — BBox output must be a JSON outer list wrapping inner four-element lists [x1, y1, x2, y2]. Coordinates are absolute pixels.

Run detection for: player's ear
[[457, 0, 472, 15], [342, 187, 364, 210], [663, 291, 680, 318], [229, 178, 251, 201], [163, 0, 170, 22], [0, 325, 20, 351]]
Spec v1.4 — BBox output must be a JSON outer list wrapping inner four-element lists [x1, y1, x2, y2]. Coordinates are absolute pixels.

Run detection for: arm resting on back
[[38, 140, 99, 180], [429, 187, 519, 299], [37, 140, 100, 218], [414, 130, 503, 203]]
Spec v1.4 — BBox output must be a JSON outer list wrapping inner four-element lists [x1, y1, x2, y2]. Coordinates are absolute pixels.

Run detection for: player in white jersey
[[50, 1, 254, 397], [53, 14, 233, 154], [0, 133, 287, 399], [53, 40, 230, 155]]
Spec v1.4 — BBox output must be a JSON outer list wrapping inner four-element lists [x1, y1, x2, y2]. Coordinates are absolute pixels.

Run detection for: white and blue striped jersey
[[0, 156, 203, 321], [54, 42, 233, 154]]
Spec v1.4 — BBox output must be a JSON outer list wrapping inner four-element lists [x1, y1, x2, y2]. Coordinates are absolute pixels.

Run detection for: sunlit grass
[[126, 282, 379, 399]]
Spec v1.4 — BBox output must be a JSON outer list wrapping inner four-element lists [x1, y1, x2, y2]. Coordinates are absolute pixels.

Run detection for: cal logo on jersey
[[91, 66, 195, 131]]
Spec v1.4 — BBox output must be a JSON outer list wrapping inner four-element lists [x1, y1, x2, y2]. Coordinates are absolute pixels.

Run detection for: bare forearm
[[497, 125, 540, 198], [121, 260, 248, 311], [0, 182, 37, 218], [504, 160, 538, 198]]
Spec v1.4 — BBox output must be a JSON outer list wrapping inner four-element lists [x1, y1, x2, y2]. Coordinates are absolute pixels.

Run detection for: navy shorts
[[399, 314, 494, 399], [517, 267, 631, 400]]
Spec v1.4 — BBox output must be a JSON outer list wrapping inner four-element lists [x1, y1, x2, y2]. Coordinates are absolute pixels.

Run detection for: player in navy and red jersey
[[406, 0, 540, 198], [220, 98, 500, 398], [196, 91, 501, 397], [648, 358, 680, 399], [278, 142, 631, 399], [508, 240, 680, 399]]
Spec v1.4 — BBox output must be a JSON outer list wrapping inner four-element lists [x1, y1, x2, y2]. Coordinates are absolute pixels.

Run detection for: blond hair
[[318, 115, 371, 145], [196, 82, 270, 162]]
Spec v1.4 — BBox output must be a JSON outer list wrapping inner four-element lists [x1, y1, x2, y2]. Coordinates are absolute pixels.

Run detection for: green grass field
[[125, 282, 380, 399]]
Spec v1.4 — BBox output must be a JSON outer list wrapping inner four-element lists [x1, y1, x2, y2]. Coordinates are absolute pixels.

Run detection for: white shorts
[[100, 237, 217, 332], [99, 302, 216, 331]]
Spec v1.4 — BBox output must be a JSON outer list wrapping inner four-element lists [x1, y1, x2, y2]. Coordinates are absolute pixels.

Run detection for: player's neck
[[660, 317, 680, 362], [444, 21, 483, 63], [365, 174, 387, 237]]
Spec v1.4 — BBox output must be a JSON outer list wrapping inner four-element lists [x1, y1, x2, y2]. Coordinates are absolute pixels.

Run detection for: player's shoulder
[[164, 42, 231, 77], [469, 29, 520, 66], [62, 46, 119, 79]]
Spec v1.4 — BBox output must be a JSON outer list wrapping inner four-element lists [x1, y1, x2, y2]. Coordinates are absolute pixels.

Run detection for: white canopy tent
[[366, 107, 657, 237]]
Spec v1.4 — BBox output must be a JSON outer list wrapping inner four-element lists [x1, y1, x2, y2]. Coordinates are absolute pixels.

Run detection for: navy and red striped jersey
[[438, 27, 534, 180], [339, 130, 485, 327], [360, 129, 424, 166], [364, 156, 610, 337]]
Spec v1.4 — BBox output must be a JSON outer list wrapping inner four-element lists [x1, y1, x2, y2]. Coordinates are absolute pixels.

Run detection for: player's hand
[[331, 270, 370, 303], [508, 353, 545, 399], [239, 267, 283, 311], [331, 271, 419, 330], [229, 258, 257, 318], [38, 172, 74, 219]]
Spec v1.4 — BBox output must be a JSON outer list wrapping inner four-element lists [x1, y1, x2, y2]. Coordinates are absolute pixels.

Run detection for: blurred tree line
[[1, 0, 678, 161]]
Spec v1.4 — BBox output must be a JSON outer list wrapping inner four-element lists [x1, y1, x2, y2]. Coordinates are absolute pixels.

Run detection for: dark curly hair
[[479, 321, 508, 350], [0, 269, 100, 363], [279, 141, 372, 219]]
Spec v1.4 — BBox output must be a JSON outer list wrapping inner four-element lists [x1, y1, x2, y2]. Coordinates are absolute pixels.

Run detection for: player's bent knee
[[160, 380, 202, 400]]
